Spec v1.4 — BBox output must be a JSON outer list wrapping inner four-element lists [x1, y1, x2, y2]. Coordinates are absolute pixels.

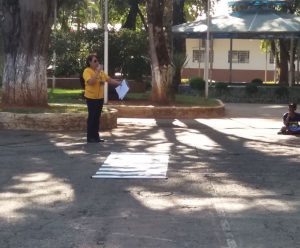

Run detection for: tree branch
[[137, 6, 147, 31]]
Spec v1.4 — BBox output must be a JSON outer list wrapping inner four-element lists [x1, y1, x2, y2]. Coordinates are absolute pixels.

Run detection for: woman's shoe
[[87, 138, 100, 143], [87, 138, 105, 143]]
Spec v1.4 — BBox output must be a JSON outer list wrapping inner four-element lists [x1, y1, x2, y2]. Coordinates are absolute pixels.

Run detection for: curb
[[0, 101, 225, 131], [0, 108, 118, 131], [110, 99, 225, 118]]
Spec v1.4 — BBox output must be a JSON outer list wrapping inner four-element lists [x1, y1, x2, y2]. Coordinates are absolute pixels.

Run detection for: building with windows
[[183, 38, 275, 83], [173, 0, 300, 84]]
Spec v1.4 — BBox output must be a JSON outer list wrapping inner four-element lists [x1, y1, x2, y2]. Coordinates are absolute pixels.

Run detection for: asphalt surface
[[1, 103, 300, 248]]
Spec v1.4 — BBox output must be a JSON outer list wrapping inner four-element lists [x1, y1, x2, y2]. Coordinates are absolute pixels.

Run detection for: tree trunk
[[270, 40, 279, 82], [0, 0, 55, 106], [290, 39, 297, 85], [173, 69, 181, 94], [164, 0, 173, 60], [279, 39, 289, 85], [146, 0, 173, 104], [172, 0, 186, 93], [122, 0, 140, 30], [173, 0, 185, 53]]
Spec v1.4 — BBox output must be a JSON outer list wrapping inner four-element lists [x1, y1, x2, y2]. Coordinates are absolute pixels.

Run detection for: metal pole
[[103, 0, 108, 103], [229, 38, 233, 83], [52, 0, 57, 90], [100, 0, 104, 29], [274, 45, 276, 83], [198, 39, 201, 77], [265, 49, 267, 83], [204, 0, 210, 98], [295, 55, 299, 84], [209, 38, 213, 83]]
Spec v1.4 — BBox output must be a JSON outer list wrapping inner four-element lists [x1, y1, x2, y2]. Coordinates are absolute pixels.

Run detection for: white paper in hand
[[115, 79, 129, 100]]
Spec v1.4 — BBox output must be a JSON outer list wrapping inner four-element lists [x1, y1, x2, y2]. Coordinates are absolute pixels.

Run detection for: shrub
[[49, 29, 150, 79], [49, 30, 87, 76], [274, 86, 289, 98], [251, 78, 263, 85], [245, 83, 258, 95], [189, 77, 205, 91], [215, 82, 228, 93], [114, 30, 150, 80], [172, 53, 188, 92]]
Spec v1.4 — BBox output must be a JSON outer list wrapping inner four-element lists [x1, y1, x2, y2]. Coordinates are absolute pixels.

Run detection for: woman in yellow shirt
[[83, 54, 120, 143]]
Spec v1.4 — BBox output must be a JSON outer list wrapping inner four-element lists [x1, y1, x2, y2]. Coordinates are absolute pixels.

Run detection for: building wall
[[182, 68, 275, 83], [183, 38, 275, 82]]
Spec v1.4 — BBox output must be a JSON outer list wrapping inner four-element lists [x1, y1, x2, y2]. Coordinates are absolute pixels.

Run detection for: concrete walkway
[[1, 103, 300, 248]]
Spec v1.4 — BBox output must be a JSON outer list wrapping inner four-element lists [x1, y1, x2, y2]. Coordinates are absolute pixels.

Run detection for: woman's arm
[[107, 77, 121, 86], [283, 113, 290, 126]]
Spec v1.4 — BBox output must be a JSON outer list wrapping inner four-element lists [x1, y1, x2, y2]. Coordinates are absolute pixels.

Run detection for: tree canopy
[[0, 0, 211, 106]]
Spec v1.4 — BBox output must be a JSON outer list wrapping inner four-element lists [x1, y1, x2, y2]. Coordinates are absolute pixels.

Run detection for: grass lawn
[[0, 88, 221, 113], [48, 88, 220, 106], [0, 104, 87, 114], [48, 88, 85, 104], [112, 91, 219, 106]]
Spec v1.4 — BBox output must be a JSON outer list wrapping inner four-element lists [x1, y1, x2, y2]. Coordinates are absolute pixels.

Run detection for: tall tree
[[122, 0, 142, 30], [146, 0, 173, 103], [172, 0, 209, 92], [0, 0, 56, 106], [279, 39, 290, 84], [173, 0, 186, 52], [172, 0, 186, 93], [57, 0, 100, 31], [277, 0, 300, 85]]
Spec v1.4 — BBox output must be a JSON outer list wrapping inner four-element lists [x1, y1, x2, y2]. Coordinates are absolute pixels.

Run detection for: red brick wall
[[47, 78, 81, 89], [182, 68, 275, 83]]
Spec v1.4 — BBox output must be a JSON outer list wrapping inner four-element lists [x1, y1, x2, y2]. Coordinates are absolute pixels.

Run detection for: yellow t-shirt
[[83, 67, 110, 99]]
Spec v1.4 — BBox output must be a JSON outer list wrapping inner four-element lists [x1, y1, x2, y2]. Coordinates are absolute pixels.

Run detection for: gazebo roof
[[172, 8, 300, 39]]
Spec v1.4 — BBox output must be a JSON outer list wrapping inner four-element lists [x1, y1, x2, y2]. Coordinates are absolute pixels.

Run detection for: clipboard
[[115, 79, 129, 100]]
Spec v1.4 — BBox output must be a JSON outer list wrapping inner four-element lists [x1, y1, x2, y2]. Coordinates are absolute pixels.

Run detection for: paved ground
[[1, 103, 300, 248]]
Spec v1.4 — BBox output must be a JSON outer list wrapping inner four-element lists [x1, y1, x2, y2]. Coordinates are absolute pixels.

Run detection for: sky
[[214, 0, 230, 16], [196, 0, 230, 20]]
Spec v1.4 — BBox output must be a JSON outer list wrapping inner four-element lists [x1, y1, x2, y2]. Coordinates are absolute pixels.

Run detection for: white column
[[229, 38, 233, 83], [104, 0, 108, 103], [198, 39, 201, 78], [265, 49, 267, 82]]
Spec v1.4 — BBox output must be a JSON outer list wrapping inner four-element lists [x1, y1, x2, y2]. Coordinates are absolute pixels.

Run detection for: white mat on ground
[[92, 152, 169, 179]]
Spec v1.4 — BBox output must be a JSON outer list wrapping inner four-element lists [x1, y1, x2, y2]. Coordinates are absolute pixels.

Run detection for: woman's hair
[[86, 54, 99, 67]]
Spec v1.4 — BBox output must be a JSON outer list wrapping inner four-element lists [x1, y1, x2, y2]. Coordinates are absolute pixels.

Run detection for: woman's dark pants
[[86, 98, 104, 141]]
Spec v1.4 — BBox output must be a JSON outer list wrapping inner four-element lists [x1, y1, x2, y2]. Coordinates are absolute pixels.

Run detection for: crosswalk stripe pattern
[[92, 152, 169, 179]]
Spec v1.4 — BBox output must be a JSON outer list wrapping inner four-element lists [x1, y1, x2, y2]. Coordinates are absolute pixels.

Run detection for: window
[[228, 51, 249, 63], [193, 50, 202, 62], [193, 50, 214, 63]]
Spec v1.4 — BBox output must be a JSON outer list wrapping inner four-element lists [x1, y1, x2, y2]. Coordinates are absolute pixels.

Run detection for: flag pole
[[204, 0, 210, 98], [104, 0, 108, 103]]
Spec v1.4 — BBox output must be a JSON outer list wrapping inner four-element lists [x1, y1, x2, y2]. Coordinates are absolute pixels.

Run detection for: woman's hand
[[108, 77, 122, 86], [95, 65, 102, 74]]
